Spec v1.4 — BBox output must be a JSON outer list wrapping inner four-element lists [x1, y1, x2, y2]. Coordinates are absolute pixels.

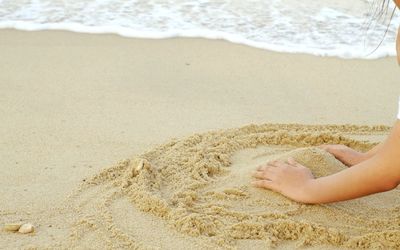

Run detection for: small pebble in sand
[[3, 223, 22, 232], [136, 159, 144, 172], [18, 223, 34, 234], [131, 159, 146, 177]]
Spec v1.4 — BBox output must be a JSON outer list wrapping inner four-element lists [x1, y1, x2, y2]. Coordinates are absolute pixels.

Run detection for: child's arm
[[252, 121, 400, 204], [319, 142, 383, 167], [302, 152, 399, 204], [364, 142, 384, 157]]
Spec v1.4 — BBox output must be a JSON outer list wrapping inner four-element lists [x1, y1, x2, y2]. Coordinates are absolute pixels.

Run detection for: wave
[[0, 0, 398, 59]]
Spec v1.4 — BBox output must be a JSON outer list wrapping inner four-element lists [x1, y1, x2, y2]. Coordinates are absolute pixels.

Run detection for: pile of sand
[[52, 124, 399, 249]]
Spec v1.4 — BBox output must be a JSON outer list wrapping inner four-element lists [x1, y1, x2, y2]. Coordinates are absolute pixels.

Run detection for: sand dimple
[[62, 124, 399, 249]]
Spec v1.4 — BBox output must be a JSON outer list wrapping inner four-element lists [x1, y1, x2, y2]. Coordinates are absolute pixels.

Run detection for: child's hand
[[319, 144, 367, 167], [251, 157, 315, 203]]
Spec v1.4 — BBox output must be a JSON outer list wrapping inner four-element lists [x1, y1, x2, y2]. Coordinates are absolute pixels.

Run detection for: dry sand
[[0, 30, 399, 249]]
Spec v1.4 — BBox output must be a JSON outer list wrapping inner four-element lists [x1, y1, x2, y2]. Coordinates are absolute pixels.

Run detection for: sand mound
[[61, 124, 400, 249]]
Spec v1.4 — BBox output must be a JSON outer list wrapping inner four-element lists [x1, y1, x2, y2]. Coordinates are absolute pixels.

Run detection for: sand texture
[[1, 30, 400, 249], [22, 123, 395, 250]]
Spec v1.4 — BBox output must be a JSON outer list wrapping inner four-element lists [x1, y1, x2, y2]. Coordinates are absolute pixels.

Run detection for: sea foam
[[0, 0, 399, 59]]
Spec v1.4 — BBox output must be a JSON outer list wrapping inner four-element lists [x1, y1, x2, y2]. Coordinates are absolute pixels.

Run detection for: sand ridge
[[46, 123, 399, 249]]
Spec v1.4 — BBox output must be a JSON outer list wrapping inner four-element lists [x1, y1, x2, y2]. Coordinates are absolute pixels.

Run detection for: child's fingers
[[257, 160, 289, 172], [251, 171, 266, 179], [256, 164, 268, 171], [287, 157, 301, 166], [269, 160, 290, 168], [288, 157, 307, 168], [251, 180, 276, 191], [252, 168, 276, 180]]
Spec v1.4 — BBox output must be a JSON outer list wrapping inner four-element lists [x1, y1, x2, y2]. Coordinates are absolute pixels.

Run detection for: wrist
[[299, 179, 320, 204]]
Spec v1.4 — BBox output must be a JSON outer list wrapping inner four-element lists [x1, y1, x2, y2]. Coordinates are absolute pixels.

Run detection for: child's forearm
[[302, 156, 397, 204], [364, 142, 383, 158]]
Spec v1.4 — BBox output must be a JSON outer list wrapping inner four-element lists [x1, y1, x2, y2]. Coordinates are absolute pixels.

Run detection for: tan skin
[[252, 1, 400, 204]]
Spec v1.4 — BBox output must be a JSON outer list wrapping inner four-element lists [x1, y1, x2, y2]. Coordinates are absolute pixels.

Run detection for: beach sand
[[0, 29, 399, 249]]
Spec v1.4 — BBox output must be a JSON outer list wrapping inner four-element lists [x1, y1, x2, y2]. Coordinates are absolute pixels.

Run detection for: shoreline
[[0, 25, 397, 59]]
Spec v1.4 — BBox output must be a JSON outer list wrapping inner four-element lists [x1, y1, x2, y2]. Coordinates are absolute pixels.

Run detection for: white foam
[[0, 0, 398, 59]]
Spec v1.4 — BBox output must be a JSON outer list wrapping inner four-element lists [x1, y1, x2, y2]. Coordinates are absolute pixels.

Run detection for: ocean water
[[0, 0, 399, 59]]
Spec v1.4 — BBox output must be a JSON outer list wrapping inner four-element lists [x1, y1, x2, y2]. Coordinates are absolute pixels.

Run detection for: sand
[[1, 30, 399, 249], [62, 123, 400, 250]]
